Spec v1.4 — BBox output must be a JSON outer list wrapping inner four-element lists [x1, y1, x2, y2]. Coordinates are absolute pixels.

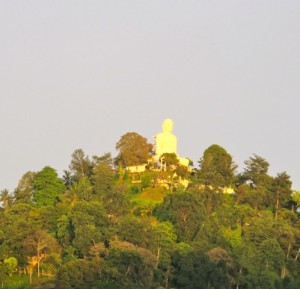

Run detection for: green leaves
[[198, 144, 236, 187], [0, 189, 13, 210], [1, 138, 300, 288], [243, 154, 270, 186], [69, 149, 92, 181], [70, 201, 110, 256], [155, 192, 205, 242], [115, 132, 153, 167], [172, 249, 231, 289], [32, 166, 65, 206], [3, 257, 17, 277]]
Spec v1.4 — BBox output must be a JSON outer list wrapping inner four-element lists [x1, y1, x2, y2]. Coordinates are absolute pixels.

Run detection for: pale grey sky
[[1, 1, 300, 191]]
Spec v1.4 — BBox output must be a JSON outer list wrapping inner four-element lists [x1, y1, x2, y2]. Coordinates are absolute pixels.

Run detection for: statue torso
[[155, 131, 177, 156]]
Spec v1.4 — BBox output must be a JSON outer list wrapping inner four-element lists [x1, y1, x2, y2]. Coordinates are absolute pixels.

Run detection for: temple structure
[[126, 118, 190, 189], [125, 119, 233, 192]]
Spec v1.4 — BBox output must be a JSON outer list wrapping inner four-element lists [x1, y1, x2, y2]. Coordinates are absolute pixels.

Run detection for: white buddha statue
[[155, 119, 177, 157], [155, 119, 189, 167]]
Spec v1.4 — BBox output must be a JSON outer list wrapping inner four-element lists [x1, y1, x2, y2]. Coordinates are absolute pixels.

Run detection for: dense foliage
[[0, 135, 299, 289]]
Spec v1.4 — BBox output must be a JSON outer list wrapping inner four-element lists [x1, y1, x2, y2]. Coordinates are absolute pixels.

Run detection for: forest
[[0, 132, 300, 289]]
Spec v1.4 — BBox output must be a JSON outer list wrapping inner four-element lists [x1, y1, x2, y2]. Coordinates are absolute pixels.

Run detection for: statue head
[[162, 118, 173, 133]]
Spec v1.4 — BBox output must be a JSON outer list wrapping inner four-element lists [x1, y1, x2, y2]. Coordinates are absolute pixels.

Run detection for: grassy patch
[[130, 187, 169, 216]]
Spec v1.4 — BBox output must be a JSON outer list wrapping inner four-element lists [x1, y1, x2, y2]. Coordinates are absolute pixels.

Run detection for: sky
[[1, 1, 300, 191]]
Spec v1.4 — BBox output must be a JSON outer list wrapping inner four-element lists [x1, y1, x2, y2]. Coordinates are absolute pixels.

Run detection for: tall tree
[[272, 172, 293, 219], [151, 222, 177, 269], [62, 170, 74, 189], [115, 132, 153, 167], [32, 166, 65, 206], [23, 230, 58, 278], [70, 201, 110, 257], [69, 176, 93, 201], [0, 190, 13, 211], [69, 149, 92, 181], [93, 153, 115, 196], [243, 154, 271, 186], [198, 144, 237, 187], [14, 171, 36, 204]]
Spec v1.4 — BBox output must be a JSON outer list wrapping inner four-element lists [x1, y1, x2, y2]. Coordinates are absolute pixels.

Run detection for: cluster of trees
[[0, 132, 299, 289]]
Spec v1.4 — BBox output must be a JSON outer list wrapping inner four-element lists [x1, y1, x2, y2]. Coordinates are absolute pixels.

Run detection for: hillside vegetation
[[0, 134, 300, 289]]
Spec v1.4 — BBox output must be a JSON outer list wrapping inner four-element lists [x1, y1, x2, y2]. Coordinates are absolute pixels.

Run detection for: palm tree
[[63, 170, 74, 189]]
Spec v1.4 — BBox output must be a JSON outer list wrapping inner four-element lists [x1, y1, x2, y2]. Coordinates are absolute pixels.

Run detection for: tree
[[32, 166, 65, 206], [151, 222, 177, 269], [3, 257, 18, 277], [175, 165, 190, 179], [171, 249, 230, 289], [272, 172, 293, 219], [69, 149, 92, 181], [155, 192, 206, 242], [243, 154, 271, 186], [291, 190, 300, 211], [58, 244, 156, 289], [92, 154, 129, 218], [161, 153, 179, 168], [13, 171, 36, 204], [97, 239, 156, 288], [23, 230, 58, 278], [69, 176, 93, 201], [235, 183, 272, 210], [57, 215, 74, 247], [57, 259, 101, 289], [0, 203, 40, 268], [198, 144, 237, 188], [70, 201, 110, 257], [92, 152, 113, 167], [0, 190, 13, 211], [115, 132, 153, 167], [100, 190, 130, 219], [259, 238, 285, 271], [0, 258, 19, 287], [62, 170, 75, 189], [93, 153, 115, 197], [107, 246, 155, 288], [117, 216, 153, 249]]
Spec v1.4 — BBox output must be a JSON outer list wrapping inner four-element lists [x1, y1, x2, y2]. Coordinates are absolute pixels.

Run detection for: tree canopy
[[198, 144, 237, 187], [115, 132, 153, 167], [243, 154, 270, 186], [32, 166, 65, 206], [0, 139, 299, 289]]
